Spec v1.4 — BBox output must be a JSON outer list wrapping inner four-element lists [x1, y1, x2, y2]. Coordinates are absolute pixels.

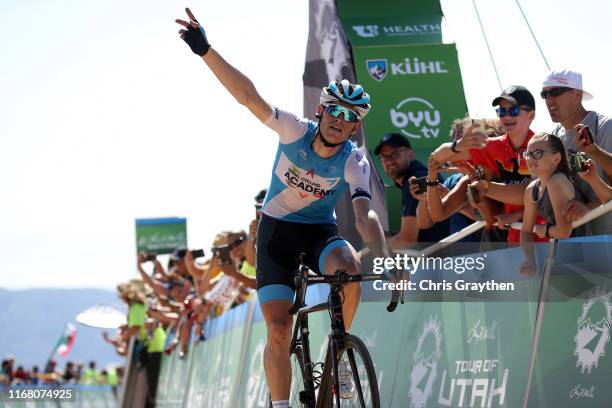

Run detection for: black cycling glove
[[183, 23, 210, 56]]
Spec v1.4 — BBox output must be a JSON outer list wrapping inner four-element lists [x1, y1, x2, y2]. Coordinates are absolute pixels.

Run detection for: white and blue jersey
[[262, 107, 372, 224]]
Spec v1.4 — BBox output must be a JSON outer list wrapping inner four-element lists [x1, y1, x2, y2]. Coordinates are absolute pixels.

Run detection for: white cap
[[542, 69, 593, 100]]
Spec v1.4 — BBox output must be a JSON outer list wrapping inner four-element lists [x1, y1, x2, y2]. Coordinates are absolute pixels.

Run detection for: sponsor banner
[[343, 16, 443, 46], [337, 0, 443, 46], [135, 217, 187, 255], [353, 44, 467, 226], [353, 44, 467, 155]]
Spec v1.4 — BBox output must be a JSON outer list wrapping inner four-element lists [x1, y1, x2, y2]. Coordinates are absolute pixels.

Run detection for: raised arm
[[176, 8, 272, 123]]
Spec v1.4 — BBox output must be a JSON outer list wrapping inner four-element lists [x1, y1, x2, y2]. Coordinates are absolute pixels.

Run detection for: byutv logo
[[390, 97, 441, 139]]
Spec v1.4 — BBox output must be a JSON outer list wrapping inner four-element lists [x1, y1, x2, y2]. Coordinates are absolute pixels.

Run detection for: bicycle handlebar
[[289, 267, 401, 315]]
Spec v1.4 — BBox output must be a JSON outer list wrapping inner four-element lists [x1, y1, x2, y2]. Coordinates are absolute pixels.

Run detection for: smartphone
[[577, 125, 594, 146], [471, 118, 488, 147], [410, 176, 428, 195], [570, 152, 588, 172], [213, 245, 232, 265]]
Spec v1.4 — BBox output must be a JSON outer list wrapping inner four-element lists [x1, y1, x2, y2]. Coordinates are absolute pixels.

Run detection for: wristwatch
[[426, 178, 439, 186], [545, 224, 552, 239]]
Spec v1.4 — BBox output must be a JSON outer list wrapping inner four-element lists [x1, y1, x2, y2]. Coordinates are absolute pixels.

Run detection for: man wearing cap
[[431, 86, 545, 243], [542, 69, 612, 234], [375, 133, 450, 248]]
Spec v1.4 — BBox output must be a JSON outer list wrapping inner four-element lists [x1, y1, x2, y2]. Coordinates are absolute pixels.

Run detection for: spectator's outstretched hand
[[176, 8, 211, 56]]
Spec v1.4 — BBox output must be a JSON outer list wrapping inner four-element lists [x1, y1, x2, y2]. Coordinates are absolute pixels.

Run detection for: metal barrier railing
[[394, 200, 612, 257]]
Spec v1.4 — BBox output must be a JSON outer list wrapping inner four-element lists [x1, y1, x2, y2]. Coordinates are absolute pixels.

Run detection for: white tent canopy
[[76, 303, 126, 329]]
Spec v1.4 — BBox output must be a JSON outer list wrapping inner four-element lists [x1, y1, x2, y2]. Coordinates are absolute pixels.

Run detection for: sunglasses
[[379, 148, 407, 162], [522, 149, 555, 160], [540, 87, 572, 99], [324, 104, 360, 122], [495, 106, 532, 118]]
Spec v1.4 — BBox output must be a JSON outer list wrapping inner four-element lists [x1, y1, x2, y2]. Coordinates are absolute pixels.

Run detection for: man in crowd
[[542, 69, 612, 234], [430, 86, 545, 243], [374, 133, 450, 249]]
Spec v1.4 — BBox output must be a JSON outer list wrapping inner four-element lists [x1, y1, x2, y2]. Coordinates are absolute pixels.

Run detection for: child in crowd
[[520, 133, 584, 274]]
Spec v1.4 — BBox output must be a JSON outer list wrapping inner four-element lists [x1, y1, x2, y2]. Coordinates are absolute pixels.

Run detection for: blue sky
[[1, 0, 610, 289]]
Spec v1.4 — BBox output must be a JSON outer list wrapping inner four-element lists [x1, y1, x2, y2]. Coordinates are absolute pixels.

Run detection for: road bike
[[287, 256, 399, 407]]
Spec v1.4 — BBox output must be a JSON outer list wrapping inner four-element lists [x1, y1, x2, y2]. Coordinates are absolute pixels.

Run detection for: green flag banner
[[354, 44, 467, 154], [135, 217, 187, 255], [337, 0, 443, 46]]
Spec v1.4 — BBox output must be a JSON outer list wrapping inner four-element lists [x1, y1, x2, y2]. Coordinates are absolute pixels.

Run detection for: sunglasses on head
[[540, 87, 572, 99], [324, 104, 360, 122]]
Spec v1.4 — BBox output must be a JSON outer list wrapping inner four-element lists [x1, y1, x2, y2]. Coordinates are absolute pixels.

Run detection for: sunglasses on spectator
[[540, 87, 572, 99], [522, 149, 555, 160], [324, 104, 360, 122], [495, 106, 532, 118], [379, 148, 407, 162]]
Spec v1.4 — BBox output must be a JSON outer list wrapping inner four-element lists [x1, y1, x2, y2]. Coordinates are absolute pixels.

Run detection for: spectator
[[81, 361, 97, 385], [13, 366, 29, 384], [118, 283, 147, 345], [62, 361, 77, 383], [543, 69, 612, 233], [522, 133, 582, 239], [31, 366, 40, 385], [426, 118, 505, 242], [144, 318, 166, 408], [431, 86, 548, 243], [374, 133, 450, 249]]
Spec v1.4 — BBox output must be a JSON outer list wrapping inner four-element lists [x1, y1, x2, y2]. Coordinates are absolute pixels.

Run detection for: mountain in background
[[0, 288, 127, 371]]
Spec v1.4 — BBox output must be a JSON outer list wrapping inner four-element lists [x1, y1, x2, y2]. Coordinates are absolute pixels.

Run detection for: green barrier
[[526, 240, 612, 407]]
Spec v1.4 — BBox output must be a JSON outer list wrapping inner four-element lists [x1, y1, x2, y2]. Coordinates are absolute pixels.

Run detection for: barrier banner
[[337, 0, 443, 46], [526, 241, 612, 407], [135, 217, 187, 255]]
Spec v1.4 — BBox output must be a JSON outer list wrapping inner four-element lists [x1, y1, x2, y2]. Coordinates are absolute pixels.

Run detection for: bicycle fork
[[329, 284, 346, 407]]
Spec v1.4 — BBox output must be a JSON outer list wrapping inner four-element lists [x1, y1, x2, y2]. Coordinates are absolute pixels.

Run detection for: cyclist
[[176, 8, 389, 404]]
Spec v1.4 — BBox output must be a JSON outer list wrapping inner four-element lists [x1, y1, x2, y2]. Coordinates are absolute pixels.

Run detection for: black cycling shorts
[[255, 213, 349, 304]]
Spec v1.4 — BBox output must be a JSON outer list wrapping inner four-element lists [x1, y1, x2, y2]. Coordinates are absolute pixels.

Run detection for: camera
[[174, 249, 206, 259], [570, 152, 588, 172], [212, 245, 232, 265], [143, 253, 157, 262]]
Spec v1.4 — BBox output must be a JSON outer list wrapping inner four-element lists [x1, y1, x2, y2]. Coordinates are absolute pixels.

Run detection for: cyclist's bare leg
[[322, 244, 361, 330], [261, 300, 293, 400]]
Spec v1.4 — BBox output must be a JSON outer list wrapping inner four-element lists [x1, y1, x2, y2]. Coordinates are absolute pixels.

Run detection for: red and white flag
[[54, 323, 77, 357]]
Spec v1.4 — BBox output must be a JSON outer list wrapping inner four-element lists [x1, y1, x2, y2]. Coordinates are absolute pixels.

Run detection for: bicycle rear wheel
[[290, 342, 316, 408]]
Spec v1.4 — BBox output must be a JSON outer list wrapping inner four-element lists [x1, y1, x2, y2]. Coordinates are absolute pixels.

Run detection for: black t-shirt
[[399, 160, 451, 244]]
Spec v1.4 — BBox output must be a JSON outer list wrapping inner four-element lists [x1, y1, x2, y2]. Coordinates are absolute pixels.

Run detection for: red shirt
[[469, 131, 547, 243]]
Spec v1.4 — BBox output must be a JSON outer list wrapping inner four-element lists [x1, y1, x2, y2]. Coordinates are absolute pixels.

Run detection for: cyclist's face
[[317, 103, 361, 145]]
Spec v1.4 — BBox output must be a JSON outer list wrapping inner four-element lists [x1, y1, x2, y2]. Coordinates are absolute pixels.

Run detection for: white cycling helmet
[[320, 79, 371, 119]]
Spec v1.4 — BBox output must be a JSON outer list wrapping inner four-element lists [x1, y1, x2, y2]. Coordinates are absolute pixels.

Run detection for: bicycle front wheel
[[290, 342, 316, 408], [320, 334, 380, 408]]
